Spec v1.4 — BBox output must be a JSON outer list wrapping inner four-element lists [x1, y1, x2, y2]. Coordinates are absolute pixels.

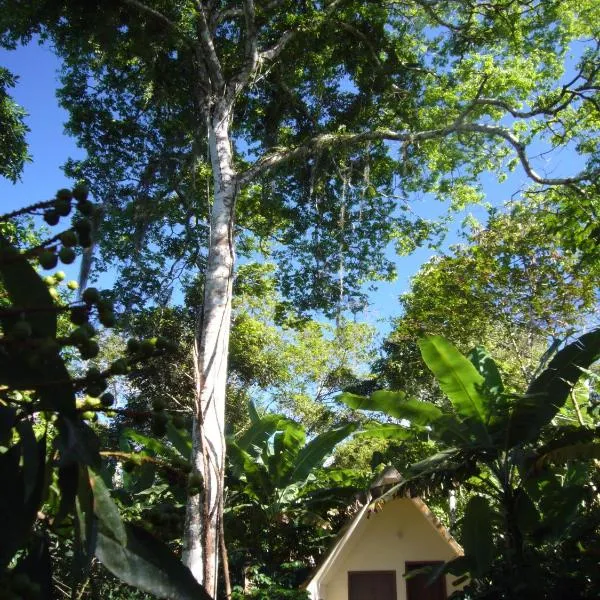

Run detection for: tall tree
[[378, 195, 599, 402], [0, 65, 29, 182], [1, 1, 598, 595]]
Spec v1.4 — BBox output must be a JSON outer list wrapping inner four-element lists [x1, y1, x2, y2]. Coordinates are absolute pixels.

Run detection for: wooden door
[[405, 562, 446, 600], [348, 571, 397, 600]]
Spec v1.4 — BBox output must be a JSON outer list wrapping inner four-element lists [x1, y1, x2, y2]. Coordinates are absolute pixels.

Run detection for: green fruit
[[38, 251, 58, 270], [43, 210, 59, 226], [11, 321, 32, 340], [81, 323, 96, 338], [86, 367, 101, 379], [99, 311, 116, 328], [100, 392, 115, 407], [72, 184, 89, 202], [73, 218, 92, 234], [70, 306, 88, 325], [54, 270, 66, 282], [69, 326, 89, 345], [77, 199, 94, 216], [82, 411, 95, 421], [126, 338, 140, 353], [59, 230, 78, 247], [43, 276, 55, 286], [151, 414, 167, 437], [172, 414, 185, 430], [55, 198, 71, 216], [86, 382, 105, 398], [67, 280, 79, 291], [56, 188, 73, 202], [59, 247, 76, 265], [140, 338, 156, 355], [187, 472, 204, 495], [152, 398, 166, 411], [80, 340, 100, 359], [82, 287, 100, 304], [96, 298, 113, 313], [110, 358, 129, 375]]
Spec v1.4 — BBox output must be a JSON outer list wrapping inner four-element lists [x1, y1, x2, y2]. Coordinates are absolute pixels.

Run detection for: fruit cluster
[[38, 185, 96, 269]]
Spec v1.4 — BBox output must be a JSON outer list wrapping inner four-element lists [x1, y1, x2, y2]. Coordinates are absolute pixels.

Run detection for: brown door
[[405, 562, 446, 600], [348, 571, 397, 600]]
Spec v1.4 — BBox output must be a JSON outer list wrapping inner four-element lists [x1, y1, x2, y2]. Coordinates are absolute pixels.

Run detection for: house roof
[[302, 486, 462, 591]]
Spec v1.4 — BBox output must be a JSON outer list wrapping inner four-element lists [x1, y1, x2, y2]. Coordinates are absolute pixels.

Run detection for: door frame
[[348, 570, 397, 600]]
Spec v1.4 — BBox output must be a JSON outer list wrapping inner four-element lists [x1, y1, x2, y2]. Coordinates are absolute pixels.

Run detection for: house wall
[[313, 498, 462, 600]]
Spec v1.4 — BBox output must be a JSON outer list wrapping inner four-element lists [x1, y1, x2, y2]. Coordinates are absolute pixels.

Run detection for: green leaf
[[286, 423, 356, 485], [514, 489, 539, 534], [248, 400, 260, 423], [461, 495, 495, 577], [13, 534, 53, 600], [55, 463, 78, 526], [236, 413, 288, 452], [128, 461, 156, 494], [95, 524, 212, 600], [227, 442, 272, 500], [533, 442, 600, 472], [56, 417, 101, 467], [16, 419, 39, 502], [165, 421, 192, 460], [409, 447, 462, 477], [74, 464, 97, 584], [468, 346, 504, 395], [425, 556, 473, 586], [418, 336, 490, 439], [355, 423, 416, 441], [0, 405, 16, 445], [509, 329, 600, 445], [0, 232, 56, 339], [339, 390, 443, 424], [122, 427, 183, 462], [268, 420, 306, 485], [0, 435, 46, 568], [88, 468, 127, 545]]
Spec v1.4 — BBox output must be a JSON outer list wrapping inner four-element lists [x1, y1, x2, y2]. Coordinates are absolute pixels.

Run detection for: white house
[[303, 469, 463, 600]]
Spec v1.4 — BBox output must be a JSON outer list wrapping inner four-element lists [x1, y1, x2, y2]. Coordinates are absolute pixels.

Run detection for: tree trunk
[[183, 100, 237, 598]]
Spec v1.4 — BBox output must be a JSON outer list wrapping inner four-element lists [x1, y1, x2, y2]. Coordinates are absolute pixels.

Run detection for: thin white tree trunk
[[183, 101, 236, 598]]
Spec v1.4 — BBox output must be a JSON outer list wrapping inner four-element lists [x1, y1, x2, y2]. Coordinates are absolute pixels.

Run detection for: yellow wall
[[315, 498, 461, 600]]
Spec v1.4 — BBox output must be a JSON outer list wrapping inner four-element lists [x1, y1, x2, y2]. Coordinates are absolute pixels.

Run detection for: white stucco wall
[[309, 498, 462, 600]]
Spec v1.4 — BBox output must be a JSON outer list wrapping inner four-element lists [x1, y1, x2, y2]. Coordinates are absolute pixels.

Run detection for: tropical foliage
[[342, 332, 600, 598], [0, 191, 211, 600]]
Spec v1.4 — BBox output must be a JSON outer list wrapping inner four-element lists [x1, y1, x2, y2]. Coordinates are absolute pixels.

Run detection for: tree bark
[[183, 100, 237, 598]]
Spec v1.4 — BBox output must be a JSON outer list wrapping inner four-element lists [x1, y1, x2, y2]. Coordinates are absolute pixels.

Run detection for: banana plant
[[226, 407, 361, 585], [228, 407, 359, 523], [341, 331, 600, 597]]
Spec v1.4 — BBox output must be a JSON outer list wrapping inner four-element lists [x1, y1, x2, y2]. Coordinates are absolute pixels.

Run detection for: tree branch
[[121, 0, 180, 33], [194, 1, 225, 92], [225, 0, 260, 101], [239, 120, 594, 187]]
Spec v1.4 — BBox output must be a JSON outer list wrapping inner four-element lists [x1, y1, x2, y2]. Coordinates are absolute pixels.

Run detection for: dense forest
[[0, 1, 599, 599]]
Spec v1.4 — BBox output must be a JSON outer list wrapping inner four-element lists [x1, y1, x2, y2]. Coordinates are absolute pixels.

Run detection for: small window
[[405, 562, 446, 600], [348, 570, 397, 600]]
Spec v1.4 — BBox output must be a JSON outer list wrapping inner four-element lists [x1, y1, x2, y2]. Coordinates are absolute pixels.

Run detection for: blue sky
[[0, 39, 583, 336]]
